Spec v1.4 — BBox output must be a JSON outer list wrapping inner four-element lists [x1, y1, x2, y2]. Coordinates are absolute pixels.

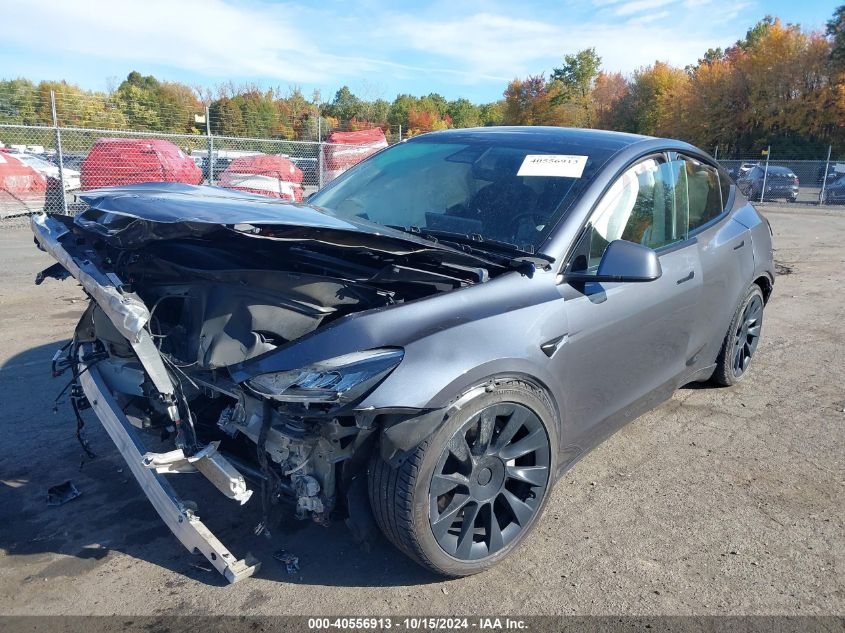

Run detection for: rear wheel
[[711, 285, 765, 386], [368, 380, 555, 576]]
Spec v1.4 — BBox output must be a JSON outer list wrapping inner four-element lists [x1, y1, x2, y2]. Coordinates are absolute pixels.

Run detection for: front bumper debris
[[32, 212, 259, 584], [78, 353, 259, 583]]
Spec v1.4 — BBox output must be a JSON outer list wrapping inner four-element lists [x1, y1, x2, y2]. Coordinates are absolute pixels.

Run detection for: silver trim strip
[[79, 359, 260, 583]]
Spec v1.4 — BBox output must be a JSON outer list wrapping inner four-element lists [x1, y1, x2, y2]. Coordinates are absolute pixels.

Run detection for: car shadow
[[0, 341, 437, 588]]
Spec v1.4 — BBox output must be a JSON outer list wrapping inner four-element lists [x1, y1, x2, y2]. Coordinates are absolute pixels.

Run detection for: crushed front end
[[30, 186, 501, 582]]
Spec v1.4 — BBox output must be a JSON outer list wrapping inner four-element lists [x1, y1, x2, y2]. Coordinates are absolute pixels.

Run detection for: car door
[[676, 154, 755, 374], [552, 153, 703, 450]]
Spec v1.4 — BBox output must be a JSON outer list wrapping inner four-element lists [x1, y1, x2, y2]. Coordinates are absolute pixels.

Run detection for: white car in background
[[9, 152, 81, 191]]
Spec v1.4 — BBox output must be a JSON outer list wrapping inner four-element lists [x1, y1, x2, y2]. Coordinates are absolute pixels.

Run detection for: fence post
[[50, 90, 68, 215], [819, 145, 832, 205], [317, 115, 321, 143], [759, 146, 771, 204], [713, 145, 719, 160], [398, 124, 402, 142], [205, 106, 214, 185], [318, 141, 324, 189]]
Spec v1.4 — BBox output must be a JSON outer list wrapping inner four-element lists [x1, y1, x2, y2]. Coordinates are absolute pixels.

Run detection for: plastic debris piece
[[273, 549, 300, 574], [46, 481, 82, 506]]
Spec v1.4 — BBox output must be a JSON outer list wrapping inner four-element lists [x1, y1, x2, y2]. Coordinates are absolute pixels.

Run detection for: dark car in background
[[32, 127, 774, 582], [737, 165, 799, 202], [733, 161, 757, 180], [822, 175, 845, 204], [48, 152, 86, 172], [816, 163, 845, 185]]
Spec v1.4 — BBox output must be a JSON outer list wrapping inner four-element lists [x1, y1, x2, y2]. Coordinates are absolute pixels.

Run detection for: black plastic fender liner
[[378, 408, 447, 466]]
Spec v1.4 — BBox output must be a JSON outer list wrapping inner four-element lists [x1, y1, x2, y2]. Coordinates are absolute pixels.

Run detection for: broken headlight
[[245, 348, 404, 404]]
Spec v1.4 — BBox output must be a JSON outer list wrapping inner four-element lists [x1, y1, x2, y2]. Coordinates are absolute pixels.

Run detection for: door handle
[[733, 240, 745, 250], [676, 271, 695, 285]]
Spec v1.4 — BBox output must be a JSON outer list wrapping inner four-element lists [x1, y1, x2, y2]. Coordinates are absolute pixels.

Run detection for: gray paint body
[[43, 128, 774, 477], [233, 131, 774, 471]]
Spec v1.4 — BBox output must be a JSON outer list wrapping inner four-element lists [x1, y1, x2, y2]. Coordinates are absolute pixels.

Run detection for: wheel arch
[[374, 370, 563, 467], [753, 273, 773, 304]]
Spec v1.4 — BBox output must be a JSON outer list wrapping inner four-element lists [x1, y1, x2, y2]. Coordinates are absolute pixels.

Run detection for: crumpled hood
[[79, 182, 360, 228], [74, 183, 503, 270], [78, 182, 422, 245]]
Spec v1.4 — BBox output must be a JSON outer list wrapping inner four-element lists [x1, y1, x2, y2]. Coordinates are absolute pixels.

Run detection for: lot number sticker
[[518, 154, 588, 178]]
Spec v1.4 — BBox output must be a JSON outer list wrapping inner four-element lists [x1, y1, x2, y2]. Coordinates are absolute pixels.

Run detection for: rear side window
[[679, 158, 727, 231]]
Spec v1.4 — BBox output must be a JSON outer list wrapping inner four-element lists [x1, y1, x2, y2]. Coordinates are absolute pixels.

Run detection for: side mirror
[[567, 239, 662, 283]]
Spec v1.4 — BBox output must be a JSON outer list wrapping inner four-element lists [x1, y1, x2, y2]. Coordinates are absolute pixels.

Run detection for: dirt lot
[[0, 207, 842, 616]]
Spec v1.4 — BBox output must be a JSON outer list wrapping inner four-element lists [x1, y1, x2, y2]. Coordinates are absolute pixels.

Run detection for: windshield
[[310, 135, 616, 251]]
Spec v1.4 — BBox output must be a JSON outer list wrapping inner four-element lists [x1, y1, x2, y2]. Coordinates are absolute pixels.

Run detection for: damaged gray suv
[[32, 127, 774, 581]]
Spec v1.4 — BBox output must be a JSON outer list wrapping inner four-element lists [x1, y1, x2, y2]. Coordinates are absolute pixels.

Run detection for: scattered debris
[[46, 480, 81, 506], [190, 562, 213, 573], [775, 262, 793, 276], [273, 549, 299, 574]]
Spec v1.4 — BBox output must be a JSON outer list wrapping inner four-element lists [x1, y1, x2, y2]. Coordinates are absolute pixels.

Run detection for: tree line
[[1, 6, 843, 157]]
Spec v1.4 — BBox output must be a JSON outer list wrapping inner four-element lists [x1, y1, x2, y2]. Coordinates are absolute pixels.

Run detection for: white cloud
[[1, 0, 499, 85], [1, 0, 759, 97], [627, 10, 673, 24], [613, 0, 680, 17]]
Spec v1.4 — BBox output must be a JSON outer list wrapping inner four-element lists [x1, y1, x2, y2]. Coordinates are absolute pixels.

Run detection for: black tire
[[711, 284, 765, 386], [367, 380, 557, 577]]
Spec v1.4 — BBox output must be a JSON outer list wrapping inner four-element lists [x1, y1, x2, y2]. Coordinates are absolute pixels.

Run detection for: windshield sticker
[[517, 154, 588, 178]]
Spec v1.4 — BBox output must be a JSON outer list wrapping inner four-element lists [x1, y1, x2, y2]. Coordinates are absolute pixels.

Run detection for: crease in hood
[[75, 182, 508, 271]]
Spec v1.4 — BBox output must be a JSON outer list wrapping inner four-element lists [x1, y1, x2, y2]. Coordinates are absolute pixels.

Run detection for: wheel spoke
[[448, 433, 473, 467], [747, 324, 761, 337], [455, 502, 480, 558], [499, 428, 546, 460], [474, 408, 496, 456], [499, 489, 534, 526], [492, 408, 526, 452], [432, 493, 470, 540], [431, 472, 469, 497], [485, 502, 505, 555], [506, 465, 547, 487]]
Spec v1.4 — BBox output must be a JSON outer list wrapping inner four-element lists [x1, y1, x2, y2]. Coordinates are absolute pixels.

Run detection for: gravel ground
[[0, 207, 842, 616]]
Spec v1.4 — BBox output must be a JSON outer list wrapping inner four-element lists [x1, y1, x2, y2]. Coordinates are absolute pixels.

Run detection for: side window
[[680, 158, 726, 231], [576, 156, 688, 271]]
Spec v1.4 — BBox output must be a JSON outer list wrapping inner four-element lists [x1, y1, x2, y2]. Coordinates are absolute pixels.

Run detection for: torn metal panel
[[78, 357, 259, 583]]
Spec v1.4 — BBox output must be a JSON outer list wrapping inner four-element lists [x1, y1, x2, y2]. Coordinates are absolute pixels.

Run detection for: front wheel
[[711, 285, 765, 386], [368, 380, 556, 576]]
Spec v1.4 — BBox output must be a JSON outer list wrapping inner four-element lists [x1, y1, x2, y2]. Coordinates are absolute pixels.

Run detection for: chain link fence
[[2, 90, 844, 219], [718, 150, 845, 207], [0, 93, 387, 218]]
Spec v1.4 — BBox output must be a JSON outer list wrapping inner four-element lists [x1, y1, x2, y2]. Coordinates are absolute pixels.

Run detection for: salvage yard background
[[0, 204, 842, 615]]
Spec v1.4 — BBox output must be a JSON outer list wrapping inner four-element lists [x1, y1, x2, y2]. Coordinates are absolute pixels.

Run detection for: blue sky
[[1, 0, 839, 103]]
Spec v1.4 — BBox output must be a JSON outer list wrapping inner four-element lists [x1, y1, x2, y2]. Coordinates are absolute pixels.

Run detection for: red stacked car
[[81, 138, 202, 190], [218, 154, 304, 202], [323, 128, 388, 183], [0, 152, 47, 217]]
